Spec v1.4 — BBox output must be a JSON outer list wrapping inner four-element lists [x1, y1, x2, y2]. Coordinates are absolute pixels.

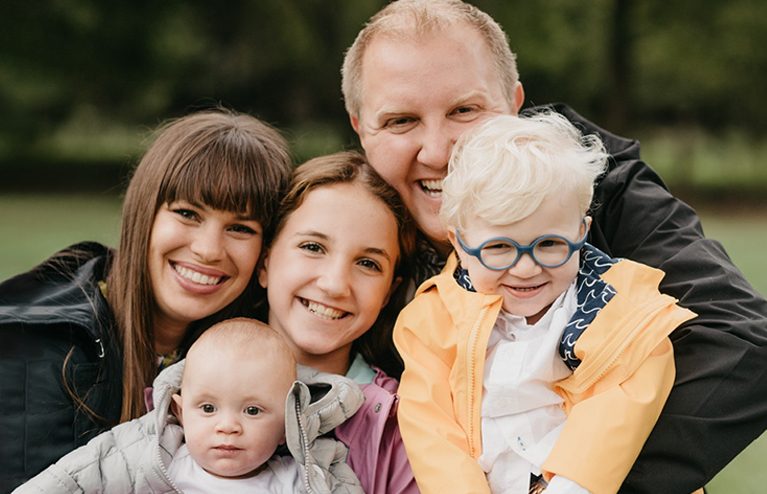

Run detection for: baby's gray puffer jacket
[[14, 361, 365, 494]]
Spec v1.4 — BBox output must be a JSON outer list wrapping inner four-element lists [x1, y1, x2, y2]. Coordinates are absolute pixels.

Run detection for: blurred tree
[[0, 0, 765, 175]]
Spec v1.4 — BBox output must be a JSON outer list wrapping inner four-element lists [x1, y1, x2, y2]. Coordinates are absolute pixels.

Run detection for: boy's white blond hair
[[440, 111, 608, 231]]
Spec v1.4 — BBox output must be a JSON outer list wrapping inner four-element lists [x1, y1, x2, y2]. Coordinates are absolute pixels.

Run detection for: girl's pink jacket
[[334, 368, 420, 494]]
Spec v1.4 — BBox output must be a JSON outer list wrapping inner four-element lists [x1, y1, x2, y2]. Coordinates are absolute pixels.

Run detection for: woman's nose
[[191, 227, 225, 263]]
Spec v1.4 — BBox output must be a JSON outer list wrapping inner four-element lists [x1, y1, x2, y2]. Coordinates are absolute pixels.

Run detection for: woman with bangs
[[0, 108, 292, 492]]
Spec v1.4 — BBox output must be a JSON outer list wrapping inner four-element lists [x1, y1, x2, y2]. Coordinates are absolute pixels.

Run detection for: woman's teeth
[[174, 265, 222, 285]]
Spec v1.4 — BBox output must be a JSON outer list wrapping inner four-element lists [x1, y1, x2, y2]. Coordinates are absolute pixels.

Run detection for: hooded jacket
[[394, 245, 696, 494], [15, 362, 365, 494], [0, 243, 122, 493]]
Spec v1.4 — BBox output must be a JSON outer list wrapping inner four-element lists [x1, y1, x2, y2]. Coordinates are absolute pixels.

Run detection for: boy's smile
[[450, 192, 585, 324]]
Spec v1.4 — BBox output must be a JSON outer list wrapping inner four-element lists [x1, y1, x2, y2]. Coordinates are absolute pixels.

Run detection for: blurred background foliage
[[0, 0, 766, 198]]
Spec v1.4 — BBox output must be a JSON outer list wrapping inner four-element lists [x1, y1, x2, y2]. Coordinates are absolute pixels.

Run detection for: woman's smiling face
[[148, 201, 263, 340], [259, 182, 400, 375]]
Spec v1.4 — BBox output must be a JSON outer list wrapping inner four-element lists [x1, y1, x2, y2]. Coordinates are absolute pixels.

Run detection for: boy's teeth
[[306, 300, 345, 319], [174, 265, 222, 285]]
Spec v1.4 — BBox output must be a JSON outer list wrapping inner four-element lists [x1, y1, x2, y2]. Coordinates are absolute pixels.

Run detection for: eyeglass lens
[[480, 237, 571, 269]]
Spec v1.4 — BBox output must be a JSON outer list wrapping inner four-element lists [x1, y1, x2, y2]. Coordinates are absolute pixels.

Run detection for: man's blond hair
[[341, 0, 519, 117]]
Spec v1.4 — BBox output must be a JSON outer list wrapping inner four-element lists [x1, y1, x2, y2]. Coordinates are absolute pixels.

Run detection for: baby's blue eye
[[245, 406, 261, 416]]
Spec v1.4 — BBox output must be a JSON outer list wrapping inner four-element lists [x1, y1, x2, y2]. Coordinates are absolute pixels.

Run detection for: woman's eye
[[229, 223, 256, 235], [200, 404, 215, 413], [245, 406, 261, 416], [299, 242, 324, 254], [358, 258, 382, 272], [173, 208, 199, 221]]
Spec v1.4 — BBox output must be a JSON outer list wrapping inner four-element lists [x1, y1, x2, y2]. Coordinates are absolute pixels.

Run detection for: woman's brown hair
[[271, 150, 416, 377], [108, 108, 292, 421]]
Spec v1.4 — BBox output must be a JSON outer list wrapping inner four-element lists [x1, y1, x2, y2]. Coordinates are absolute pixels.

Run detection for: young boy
[[17, 318, 364, 494], [393, 113, 697, 494]]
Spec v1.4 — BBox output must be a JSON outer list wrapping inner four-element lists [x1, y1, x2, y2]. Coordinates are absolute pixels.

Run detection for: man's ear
[[350, 113, 361, 135], [258, 250, 270, 289], [171, 393, 184, 426], [511, 81, 525, 115]]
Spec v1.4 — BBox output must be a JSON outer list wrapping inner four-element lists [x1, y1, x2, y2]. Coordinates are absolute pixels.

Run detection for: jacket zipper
[[294, 396, 316, 494], [466, 305, 490, 458], [154, 442, 183, 493]]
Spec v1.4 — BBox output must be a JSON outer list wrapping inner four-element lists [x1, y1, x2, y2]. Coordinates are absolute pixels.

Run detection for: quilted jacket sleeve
[[288, 368, 365, 494], [13, 414, 159, 494]]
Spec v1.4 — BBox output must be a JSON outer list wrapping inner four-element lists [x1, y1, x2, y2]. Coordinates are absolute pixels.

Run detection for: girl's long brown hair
[[108, 109, 292, 421]]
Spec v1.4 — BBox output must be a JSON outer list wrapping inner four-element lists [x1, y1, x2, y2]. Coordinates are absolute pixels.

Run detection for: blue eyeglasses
[[455, 219, 589, 270]]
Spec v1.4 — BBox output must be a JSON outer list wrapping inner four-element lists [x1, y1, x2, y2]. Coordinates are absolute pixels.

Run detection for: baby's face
[[173, 353, 292, 478]]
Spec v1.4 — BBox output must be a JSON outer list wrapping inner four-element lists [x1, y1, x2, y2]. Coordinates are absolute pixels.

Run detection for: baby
[[17, 318, 364, 493]]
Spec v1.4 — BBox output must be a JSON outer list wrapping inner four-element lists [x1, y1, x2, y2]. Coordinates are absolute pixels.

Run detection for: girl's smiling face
[[259, 182, 400, 375]]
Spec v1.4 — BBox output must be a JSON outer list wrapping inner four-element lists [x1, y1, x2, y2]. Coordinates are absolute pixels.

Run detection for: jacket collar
[[0, 242, 113, 352]]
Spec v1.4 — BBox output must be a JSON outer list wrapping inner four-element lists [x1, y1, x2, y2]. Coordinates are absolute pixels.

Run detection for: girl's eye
[[299, 242, 324, 254], [245, 406, 262, 416], [200, 403, 215, 413], [358, 258, 382, 272]]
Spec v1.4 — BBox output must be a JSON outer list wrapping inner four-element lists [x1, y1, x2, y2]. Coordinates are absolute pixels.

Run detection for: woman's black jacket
[[0, 242, 122, 492]]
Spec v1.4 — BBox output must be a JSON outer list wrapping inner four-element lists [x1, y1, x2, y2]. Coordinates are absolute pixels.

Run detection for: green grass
[[0, 193, 765, 491], [638, 127, 767, 193], [0, 194, 122, 281]]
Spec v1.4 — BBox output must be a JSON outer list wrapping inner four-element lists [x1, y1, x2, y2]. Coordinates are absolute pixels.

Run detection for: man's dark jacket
[[541, 104, 767, 493]]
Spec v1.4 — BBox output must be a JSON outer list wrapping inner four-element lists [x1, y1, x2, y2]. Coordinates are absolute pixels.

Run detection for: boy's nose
[[506, 252, 542, 277]]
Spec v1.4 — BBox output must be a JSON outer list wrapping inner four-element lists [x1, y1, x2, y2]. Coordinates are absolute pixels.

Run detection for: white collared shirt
[[478, 281, 588, 493]]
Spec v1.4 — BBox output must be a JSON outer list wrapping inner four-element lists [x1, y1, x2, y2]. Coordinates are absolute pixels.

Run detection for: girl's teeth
[[174, 265, 221, 286], [306, 300, 345, 319]]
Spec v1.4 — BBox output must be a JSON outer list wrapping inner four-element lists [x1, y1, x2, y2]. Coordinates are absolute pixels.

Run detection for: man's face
[[351, 24, 524, 247]]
